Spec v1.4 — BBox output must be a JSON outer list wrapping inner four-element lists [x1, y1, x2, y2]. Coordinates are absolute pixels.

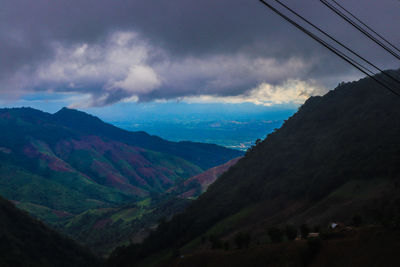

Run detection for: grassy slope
[[59, 196, 191, 256], [58, 156, 241, 256], [0, 158, 133, 215]]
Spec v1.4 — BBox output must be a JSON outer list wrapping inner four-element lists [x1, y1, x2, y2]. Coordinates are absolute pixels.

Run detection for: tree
[[172, 248, 180, 258], [223, 241, 230, 251], [285, 225, 298, 241], [268, 227, 283, 243], [209, 235, 223, 249], [300, 224, 310, 239], [234, 232, 251, 249], [352, 214, 363, 227]]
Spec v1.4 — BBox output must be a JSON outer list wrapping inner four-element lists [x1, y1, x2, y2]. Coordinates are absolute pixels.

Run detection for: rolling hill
[[107, 70, 400, 266]]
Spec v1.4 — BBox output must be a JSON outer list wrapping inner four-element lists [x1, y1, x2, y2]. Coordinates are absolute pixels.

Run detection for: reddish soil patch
[[52, 210, 73, 218], [171, 157, 241, 197], [93, 218, 113, 230]]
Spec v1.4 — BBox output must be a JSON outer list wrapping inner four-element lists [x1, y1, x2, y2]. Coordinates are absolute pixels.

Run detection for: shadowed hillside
[[160, 227, 400, 267], [107, 70, 400, 266], [0, 196, 99, 267]]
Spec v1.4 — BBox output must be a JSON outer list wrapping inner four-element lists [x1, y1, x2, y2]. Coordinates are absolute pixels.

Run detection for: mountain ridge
[[52, 107, 243, 170]]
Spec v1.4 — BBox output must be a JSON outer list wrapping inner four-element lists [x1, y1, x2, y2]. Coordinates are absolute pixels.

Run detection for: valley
[[0, 107, 243, 256], [1, 0, 400, 266]]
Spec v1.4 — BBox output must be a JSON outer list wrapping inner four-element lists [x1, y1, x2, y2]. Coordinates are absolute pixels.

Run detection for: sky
[[0, 0, 399, 113]]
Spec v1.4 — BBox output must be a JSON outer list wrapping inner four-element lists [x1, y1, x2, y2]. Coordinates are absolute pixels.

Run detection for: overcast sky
[[1, 0, 399, 108]]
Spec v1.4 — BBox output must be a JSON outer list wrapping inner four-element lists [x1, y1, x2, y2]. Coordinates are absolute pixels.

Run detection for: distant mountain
[[108, 70, 400, 266], [0, 196, 99, 267], [0, 107, 242, 226], [54, 107, 242, 170]]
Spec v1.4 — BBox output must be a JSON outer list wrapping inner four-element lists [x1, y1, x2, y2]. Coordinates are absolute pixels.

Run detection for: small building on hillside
[[307, 232, 320, 238], [329, 221, 345, 231]]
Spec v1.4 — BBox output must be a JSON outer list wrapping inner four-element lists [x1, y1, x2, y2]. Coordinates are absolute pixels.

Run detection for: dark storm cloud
[[1, 0, 399, 105]]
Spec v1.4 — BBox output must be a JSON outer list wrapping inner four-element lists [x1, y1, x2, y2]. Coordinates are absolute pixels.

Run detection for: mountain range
[[0, 106, 242, 255], [2, 69, 400, 266]]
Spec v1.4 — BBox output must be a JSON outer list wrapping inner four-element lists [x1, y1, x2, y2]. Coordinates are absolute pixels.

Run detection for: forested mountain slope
[[108, 70, 400, 266]]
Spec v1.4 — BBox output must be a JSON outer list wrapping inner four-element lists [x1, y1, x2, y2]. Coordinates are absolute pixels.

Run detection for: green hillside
[[0, 107, 241, 255], [57, 195, 191, 256], [0, 107, 240, 213]]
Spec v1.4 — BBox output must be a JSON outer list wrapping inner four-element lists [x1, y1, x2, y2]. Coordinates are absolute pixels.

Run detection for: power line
[[258, 0, 370, 75], [321, 0, 400, 61], [258, 0, 400, 97], [271, 0, 400, 86], [330, 0, 400, 55]]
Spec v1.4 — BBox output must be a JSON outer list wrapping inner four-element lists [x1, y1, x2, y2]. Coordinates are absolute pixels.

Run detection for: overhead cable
[[321, 0, 400, 61], [330, 0, 400, 55], [272, 0, 400, 86], [258, 0, 400, 97]]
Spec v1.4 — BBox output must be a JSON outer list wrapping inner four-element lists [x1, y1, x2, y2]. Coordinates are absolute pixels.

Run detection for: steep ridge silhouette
[[0, 196, 99, 267], [107, 70, 400, 266]]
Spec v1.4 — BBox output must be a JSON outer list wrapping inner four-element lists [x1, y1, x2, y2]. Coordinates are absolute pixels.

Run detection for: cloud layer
[[1, 0, 399, 106], [183, 79, 324, 106]]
